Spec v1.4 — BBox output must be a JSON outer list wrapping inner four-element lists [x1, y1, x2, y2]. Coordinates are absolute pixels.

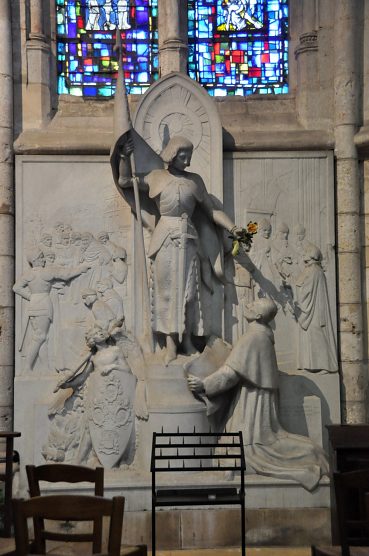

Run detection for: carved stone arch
[[134, 72, 223, 202]]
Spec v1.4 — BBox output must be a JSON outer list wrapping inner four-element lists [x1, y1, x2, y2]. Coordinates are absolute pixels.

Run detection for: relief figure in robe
[[116, 135, 243, 365], [249, 218, 280, 300], [187, 298, 329, 491], [293, 245, 338, 373], [271, 222, 297, 285], [79, 232, 112, 289], [96, 231, 128, 284]]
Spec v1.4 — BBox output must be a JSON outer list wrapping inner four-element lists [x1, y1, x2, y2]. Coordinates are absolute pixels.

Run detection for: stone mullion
[[0, 0, 14, 431], [29, 0, 45, 39], [158, 0, 188, 76], [24, 0, 51, 129], [334, 0, 366, 423]]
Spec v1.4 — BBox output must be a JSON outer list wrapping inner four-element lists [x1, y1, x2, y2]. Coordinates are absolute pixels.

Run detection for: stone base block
[[119, 507, 331, 550]]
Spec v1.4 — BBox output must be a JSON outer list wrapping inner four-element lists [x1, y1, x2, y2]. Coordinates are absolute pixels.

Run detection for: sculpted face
[[244, 299, 277, 323], [61, 233, 70, 246], [82, 293, 97, 307], [172, 148, 192, 171], [243, 302, 259, 322], [97, 232, 109, 244], [279, 230, 288, 240], [81, 234, 92, 249], [41, 235, 52, 247], [45, 253, 56, 265], [262, 226, 271, 239], [93, 328, 108, 344], [71, 233, 81, 245], [96, 281, 108, 294], [34, 253, 46, 268]]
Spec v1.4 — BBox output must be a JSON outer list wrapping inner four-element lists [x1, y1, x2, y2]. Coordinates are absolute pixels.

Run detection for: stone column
[[158, 0, 188, 76], [294, 0, 320, 128], [24, 0, 51, 128], [0, 0, 14, 431], [334, 0, 366, 422]]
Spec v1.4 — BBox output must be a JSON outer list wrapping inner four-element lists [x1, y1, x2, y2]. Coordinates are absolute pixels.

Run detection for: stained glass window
[[57, 0, 158, 97], [188, 0, 289, 96]]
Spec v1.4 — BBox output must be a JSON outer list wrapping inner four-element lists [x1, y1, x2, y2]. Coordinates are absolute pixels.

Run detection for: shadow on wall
[[278, 371, 334, 452]]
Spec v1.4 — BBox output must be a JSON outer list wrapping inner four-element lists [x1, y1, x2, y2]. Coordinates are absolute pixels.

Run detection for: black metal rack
[[150, 430, 246, 556]]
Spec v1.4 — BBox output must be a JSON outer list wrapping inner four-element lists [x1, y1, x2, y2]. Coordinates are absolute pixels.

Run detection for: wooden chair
[[26, 464, 147, 555], [26, 464, 104, 553], [0, 431, 21, 538], [12, 494, 124, 555], [312, 469, 369, 556]]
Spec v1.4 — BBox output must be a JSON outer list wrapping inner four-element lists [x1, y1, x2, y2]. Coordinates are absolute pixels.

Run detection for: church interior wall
[[3, 0, 369, 549]]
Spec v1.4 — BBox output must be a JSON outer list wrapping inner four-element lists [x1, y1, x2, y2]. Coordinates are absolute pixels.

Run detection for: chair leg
[[3, 438, 14, 537]]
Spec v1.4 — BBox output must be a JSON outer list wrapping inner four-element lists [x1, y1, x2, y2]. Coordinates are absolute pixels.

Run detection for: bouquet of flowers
[[230, 221, 258, 256]]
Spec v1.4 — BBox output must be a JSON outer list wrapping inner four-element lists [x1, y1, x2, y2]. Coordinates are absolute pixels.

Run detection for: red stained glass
[[261, 53, 270, 63], [249, 67, 261, 77]]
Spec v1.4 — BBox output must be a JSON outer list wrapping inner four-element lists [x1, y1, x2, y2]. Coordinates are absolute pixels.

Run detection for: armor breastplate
[[157, 178, 197, 217]]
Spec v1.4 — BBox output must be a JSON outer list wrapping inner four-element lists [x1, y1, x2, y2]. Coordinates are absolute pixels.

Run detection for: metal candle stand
[[150, 429, 246, 555]]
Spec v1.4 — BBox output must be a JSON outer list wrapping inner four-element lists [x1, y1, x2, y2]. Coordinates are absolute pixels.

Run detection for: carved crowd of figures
[[245, 218, 338, 374], [14, 222, 128, 374], [12, 222, 150, 468]]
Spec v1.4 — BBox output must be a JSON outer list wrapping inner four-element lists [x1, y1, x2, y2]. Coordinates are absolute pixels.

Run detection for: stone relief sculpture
[[292, 224, 313, 272], [271, 222, 296, 285], [187, 298, 329, 491], [245, 218, 338, 374], [115, 135, 243, 365], [96, 278, 125, 323], [12, 56, 338, 492], [13, 249, 90, 372], [14, 226, 128, 375], [38, 232, 53, 256], [96, 230, 128, 284], [79, 232, 112, 289], [249, 218, 280, 300], [46, 323, 138, 468], [81, 288, 121, 332], [292, 245, 338, 373]]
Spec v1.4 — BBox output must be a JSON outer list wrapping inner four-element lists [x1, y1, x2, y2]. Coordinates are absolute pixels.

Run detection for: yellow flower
[[247, 221, 258, 234]]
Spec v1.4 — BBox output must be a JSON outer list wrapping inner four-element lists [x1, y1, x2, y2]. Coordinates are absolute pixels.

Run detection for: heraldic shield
[[88, 366, 137, 468]]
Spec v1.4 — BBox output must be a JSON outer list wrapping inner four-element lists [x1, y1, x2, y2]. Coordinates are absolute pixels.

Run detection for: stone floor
[[151, 549, 311, 555]]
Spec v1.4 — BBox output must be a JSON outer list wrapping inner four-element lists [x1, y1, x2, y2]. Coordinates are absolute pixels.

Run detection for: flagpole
[[113, 30, 154, 353]]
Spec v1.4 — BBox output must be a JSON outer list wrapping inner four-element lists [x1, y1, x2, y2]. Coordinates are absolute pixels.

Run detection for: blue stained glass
[[188, 0, 289, 96], [57, 0, 158, 97]]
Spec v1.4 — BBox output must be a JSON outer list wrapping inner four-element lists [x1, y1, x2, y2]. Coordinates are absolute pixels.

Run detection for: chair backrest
[[26, 464, 104, 552], [12, 494, 124, 556], [26, 464, 104, 497], [334, 469, 369, 556]]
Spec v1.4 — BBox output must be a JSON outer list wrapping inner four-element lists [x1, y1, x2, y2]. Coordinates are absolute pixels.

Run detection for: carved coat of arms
[[88, 361, 137, 468]]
